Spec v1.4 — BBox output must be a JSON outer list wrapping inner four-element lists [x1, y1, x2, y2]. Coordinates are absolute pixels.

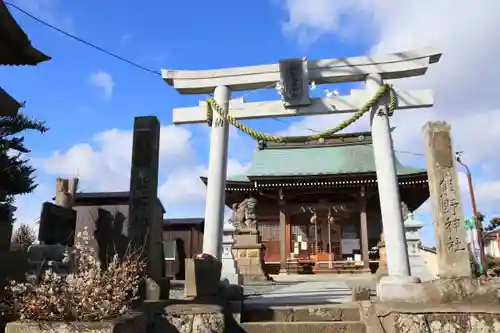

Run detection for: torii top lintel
[[161, 46, 442, 95]]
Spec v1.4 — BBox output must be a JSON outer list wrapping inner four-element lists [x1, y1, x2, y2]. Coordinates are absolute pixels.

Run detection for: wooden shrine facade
[[201, 132, 430, 274]]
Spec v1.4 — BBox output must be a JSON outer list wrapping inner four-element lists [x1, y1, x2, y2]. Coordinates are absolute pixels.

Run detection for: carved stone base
[[232, 229, 268, 282]]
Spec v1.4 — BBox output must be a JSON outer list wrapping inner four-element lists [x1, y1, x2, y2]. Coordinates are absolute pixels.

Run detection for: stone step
[[241, 304, 361, 322], [240, 321, 366, 333]]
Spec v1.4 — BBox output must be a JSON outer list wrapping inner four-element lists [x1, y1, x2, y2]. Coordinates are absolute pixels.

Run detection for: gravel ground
[[169, 280, 298, 300]]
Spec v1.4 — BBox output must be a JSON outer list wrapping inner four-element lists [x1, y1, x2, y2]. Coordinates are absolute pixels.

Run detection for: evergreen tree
[[0, 111, 48, 222], [11, 223, 36, 251]]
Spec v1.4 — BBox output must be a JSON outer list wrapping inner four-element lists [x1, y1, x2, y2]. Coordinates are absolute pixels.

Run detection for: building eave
[[0, 87, 22, 116], [218, 171, 428, 191], [0, 2, 51, 66]]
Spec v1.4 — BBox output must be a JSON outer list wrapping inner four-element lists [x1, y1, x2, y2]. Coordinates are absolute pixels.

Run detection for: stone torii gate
[[162, 47, 441, 301]]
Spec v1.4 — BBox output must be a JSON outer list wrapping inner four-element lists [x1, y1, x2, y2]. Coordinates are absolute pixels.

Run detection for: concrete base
[[367, 302, 500, 333], [378, 276, 499, 304], [377, 275, 422, 302]]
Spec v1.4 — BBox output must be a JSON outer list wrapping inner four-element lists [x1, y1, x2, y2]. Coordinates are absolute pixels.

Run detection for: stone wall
[[367, 303, 500, 333], [5, 312, 146, 333]]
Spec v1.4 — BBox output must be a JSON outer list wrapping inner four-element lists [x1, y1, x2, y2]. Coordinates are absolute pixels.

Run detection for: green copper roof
[[228, 144, 425, 181]]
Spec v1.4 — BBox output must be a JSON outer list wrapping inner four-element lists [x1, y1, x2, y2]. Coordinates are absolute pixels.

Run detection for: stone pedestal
[[184, 258, 222, 299], [377, 275, 422, 302], [232, 228, 268, 282], [221, 226, 242, 285], [377, 276, 498, 304]]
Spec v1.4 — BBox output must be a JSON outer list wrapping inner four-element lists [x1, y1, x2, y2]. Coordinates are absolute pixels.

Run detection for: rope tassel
[[205, 84, 397, 143]]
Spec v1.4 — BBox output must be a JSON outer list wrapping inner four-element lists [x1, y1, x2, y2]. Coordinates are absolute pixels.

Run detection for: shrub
[[3, 227, 145, 321]]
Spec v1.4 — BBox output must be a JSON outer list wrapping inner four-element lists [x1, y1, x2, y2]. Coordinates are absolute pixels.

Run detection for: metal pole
[[328, 208, 333, 269], [456, 154, 487, 276]]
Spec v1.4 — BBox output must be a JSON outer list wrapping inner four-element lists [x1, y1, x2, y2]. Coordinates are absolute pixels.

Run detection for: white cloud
[[37, 125, 195, 193], [89, 71, 115, 100], [158, 158, 251, 206]]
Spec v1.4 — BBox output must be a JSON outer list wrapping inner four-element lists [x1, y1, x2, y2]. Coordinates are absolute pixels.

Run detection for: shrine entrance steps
[[238, 280, 374, 332], [239, 303, 366, 333]]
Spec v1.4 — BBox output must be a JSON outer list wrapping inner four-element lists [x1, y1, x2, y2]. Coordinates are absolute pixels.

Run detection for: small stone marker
[[423, 121, 471, 278]]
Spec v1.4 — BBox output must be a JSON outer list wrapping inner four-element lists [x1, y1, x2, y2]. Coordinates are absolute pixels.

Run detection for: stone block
[[351, 285, 371, 301], [38, 202, 76, 246], [234, 233, 259, 246], [144, 277, 171, 301], [420, 277, 499, 304], [218, 280, 244, 301], [5, 312, 146, 333], [378, 276, 499, 304], [184, 258, 222, 299], [162, 303, 224, 333]]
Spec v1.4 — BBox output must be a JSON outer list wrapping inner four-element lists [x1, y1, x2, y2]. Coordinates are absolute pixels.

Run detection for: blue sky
[[3, 0, 500, 247]]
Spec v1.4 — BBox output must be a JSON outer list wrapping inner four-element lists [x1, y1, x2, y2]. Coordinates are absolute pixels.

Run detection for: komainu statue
[[228, 203, 244, 230], [228, 197, 258, 230]]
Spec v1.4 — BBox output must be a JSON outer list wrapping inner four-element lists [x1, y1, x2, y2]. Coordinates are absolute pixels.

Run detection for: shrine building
[[202, 131, 429, 275]]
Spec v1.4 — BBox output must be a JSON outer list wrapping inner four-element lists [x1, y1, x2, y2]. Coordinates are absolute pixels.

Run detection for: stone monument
[[404, 211, 434, 281], [423, 121, 471, 278], [221, 225, 242, 285], [128, 116, 169, 300], [128, 116, 163, 279], [229, 197, 268, 282]]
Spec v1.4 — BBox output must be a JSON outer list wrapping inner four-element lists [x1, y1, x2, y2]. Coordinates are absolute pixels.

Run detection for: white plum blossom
[[1, 226, 145, 321]]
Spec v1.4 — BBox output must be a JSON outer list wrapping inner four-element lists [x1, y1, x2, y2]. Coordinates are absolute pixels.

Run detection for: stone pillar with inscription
[[423, 121, 471, 278], [128, 116, 163, 280]]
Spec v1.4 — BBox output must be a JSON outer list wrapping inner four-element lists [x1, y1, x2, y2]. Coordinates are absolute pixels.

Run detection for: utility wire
[[5, 1, 161, 76]]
